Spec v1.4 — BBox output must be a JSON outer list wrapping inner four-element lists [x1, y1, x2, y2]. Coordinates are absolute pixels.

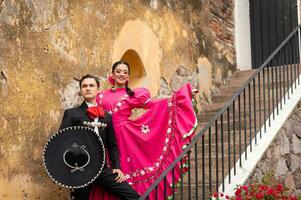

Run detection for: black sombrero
[[43, 126, 106, 188]]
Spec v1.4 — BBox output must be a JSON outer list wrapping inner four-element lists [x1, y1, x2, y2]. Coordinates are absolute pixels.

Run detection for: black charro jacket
[[59, 102, 120, 169]]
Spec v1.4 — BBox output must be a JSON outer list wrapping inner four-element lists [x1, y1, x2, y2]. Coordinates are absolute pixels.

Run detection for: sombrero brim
[[43, 126, 106, 188]]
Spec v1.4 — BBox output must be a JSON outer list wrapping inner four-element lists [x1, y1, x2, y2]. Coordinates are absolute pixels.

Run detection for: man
[[60, 74, 140, 200]]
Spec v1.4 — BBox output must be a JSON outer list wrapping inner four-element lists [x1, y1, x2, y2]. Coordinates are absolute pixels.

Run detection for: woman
[[89, 61, 197, 200]]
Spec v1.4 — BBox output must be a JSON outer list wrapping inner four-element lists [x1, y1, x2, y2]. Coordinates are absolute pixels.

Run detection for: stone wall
[[0, 0, 236, 199], [250, 101, 301, 196]]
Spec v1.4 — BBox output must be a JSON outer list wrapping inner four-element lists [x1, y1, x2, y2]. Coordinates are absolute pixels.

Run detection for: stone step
[[202, 102, 228, 113], [264, 64, 301, 75], [188, 130, 256, 164], [217, 81, 292, 99], [175, 174, 229, 198], [228, 66, 301, 86], [231, 65, 300, 84], [188, 158, 236, 182], [198, 116, 263, 133], [227, 72, 297, 90], [233, 69, 256, 78], [193, 131, 254, 150], [200, 108, 267, 122], [199, 113, 269, 132], [200, 103, 286, 131], [202, 95, 282, 114], [173, 184, 217, 200]]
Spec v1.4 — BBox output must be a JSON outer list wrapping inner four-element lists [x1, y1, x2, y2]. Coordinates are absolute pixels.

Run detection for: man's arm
[[59, 109, 74, 129], [105, 114, 126, 183], [105, 114, 120, 169]]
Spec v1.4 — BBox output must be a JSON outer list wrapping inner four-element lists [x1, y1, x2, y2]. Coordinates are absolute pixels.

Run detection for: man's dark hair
[[79, 74, 100, 88]]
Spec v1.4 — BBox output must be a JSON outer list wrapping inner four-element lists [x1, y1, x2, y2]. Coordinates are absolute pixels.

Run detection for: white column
[[234, 0, 252, 70], [297, 0, 301, 60]]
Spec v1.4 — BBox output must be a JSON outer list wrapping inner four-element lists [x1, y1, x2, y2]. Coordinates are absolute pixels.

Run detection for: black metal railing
[[140, 24, 301, 200]]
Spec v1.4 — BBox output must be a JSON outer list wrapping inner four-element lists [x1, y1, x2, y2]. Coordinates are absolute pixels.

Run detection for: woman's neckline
[[110, 87, 126, 92]]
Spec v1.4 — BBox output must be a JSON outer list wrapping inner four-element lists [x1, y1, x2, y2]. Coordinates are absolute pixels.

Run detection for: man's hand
[[112, 169, 126, 183]]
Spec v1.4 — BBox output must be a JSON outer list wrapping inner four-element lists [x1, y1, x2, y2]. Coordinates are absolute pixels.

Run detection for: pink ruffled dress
[[89, 83, 197, 200]]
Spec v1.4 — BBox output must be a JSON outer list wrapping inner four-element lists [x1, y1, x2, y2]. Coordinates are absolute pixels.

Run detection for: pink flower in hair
[[108, 75, 115, 85]]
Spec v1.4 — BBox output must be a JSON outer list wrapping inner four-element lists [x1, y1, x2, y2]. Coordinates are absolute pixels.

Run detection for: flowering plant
[[211, 172, 300, 200], [211, 183, 299, 200]]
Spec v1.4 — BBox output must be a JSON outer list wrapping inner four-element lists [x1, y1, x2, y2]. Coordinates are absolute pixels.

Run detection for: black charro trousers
[[71, 166, 140, 200]]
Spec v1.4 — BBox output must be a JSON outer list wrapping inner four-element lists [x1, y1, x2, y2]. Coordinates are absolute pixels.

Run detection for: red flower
[[277, 183, 284, 192], [240, 185, 249, 192], [259, 185, 268, 191], [210, 180, 299, 200], [289, 195, 298, 200], [255, 192, 264, 199], [212, 192, 219, 198], [267, 188, 274, 195], [234, 188, 242, 196]]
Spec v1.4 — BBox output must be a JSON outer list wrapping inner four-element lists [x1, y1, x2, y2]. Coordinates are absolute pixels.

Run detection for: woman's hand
[[112, 169, 126, 183], [192, 88, 199, 96]]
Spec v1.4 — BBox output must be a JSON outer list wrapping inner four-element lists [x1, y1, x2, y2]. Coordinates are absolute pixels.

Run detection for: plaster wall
[[0, 0, 235, 199]]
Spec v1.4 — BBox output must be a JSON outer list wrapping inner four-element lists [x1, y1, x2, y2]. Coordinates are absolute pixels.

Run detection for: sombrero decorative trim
[[43, 126, 106, 189]]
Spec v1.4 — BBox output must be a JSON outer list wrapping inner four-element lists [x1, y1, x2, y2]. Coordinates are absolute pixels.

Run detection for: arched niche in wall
[[112, 19, 162, 96], [120, 49, 146, 89]]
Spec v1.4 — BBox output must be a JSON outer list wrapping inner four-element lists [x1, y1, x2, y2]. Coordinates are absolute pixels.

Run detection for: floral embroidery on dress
[[141, 125, 150, 134], [98, 94, 103, 104], [126, 98, 177, 184], [167, 128, 171, 133], [98, 93, 128, 114]]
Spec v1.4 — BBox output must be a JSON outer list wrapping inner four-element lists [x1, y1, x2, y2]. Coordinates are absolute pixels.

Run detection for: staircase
[[178, 64, 301, 199], [189, 65, 290, 196], [140, 24, 301, 200], [181, 69, 256, 199], [201, 69, 256, 127]]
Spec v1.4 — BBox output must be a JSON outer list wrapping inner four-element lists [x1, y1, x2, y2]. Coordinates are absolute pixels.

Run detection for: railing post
[[221, 114, 225, 192]]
